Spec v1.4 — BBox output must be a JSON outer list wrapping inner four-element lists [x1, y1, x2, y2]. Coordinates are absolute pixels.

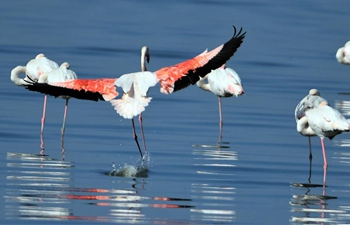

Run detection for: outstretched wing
[[154, 26, 246, 94], [24, 78, 118, 101]]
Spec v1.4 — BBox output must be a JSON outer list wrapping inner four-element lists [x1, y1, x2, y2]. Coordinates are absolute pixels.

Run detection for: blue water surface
[[1, 1, 350, 224]]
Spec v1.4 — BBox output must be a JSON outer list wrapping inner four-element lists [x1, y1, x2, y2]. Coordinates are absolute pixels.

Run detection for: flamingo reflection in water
[[290, 180, 339, 224]]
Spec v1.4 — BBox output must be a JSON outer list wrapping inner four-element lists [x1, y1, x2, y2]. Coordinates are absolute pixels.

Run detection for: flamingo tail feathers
[[110, 95, 152, 119]]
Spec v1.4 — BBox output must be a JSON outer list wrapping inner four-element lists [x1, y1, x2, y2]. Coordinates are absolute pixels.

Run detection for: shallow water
[[2, 1, 350, 224]]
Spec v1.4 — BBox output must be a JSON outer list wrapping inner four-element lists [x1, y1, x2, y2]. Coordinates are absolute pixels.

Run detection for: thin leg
[[218, 97, 223, 144], [323, 165, 328, 189], [138, 113, 147, 154], [320, 137, 328, 169], [132, 118, 143, 158], [308, 137, 312, 183], [40, 95, 48, 154], [61, 99, 69, 155]]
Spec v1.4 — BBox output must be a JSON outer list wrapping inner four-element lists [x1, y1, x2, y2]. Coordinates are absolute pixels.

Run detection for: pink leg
[[323, 165, 328, 189], [61, 99, 69, 154], [132, 118, 143, 158], [320, 138, 329, 187], [138, 113, 147, 154], [40, 95, 48, 154], [218, 97, 223, 144], [320, 137, 328, 169]]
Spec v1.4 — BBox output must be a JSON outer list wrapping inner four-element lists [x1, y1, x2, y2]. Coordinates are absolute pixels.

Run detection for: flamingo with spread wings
[[110, 46, 150, 157], [21, 26, 246, 157]]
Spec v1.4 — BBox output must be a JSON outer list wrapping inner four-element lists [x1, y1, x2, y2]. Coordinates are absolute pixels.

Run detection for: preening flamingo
[[296, 89, 350, 184], [295, 89, 328, 181], [196, 65, 244, 143], [11, 53, 59, 152], [295, 89, 328, 162], [22, 26, 246, 157], [304, 102, 350, 168], [40, 62, 78, 151], [336, 40, 350, 65]]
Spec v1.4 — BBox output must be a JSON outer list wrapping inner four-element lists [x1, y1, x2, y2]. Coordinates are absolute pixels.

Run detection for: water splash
[[106, 153, 150, 178]]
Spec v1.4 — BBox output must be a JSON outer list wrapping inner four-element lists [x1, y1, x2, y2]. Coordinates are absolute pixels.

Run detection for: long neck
[[11, 66, 28, 86], [141, 49, 148, 72], [196, 74, 211, 92], [297, 116, 315, 136]]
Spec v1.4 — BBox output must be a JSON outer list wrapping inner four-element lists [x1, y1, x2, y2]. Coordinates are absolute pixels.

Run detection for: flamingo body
[[11, 53, 59, 86], [305, 103, 350, 140], [111, 71, 158, 119], [39, 62, 77, 83], [25, 53, 60, 81], [336, 41, 350, 65], [204, 66, 244, 97]]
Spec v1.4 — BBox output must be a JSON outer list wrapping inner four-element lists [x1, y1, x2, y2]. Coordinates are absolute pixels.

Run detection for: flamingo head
[[60, 62, 70, 69], [35, 53, 45, 59]]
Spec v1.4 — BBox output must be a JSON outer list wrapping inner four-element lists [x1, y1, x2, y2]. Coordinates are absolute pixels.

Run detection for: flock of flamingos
[[9, 25, 350, 182]]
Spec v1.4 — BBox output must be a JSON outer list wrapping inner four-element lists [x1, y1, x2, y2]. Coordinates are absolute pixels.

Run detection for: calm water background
[[1, 1, 350, 224]]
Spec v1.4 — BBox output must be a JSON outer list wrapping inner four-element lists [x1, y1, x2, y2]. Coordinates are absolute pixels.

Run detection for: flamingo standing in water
[[22, 26, 246, 158], [38, 62, 78, 152], [295, 89, 328, 181], [295, 89, 329, 161], [296, 89, 350, 185], [196, 65, 244, 144], [336, 41, 350, 65], [11, 53, 59, 151], [110, 46, 150, 157]]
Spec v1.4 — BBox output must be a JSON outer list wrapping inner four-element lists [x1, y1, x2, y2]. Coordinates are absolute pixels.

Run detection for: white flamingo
[[304, 103, 350, 168], [295, 89, 328, 162], [196, 65, 244, 143], [111, 46, 151, 157], [296, 89, 350, 185], [11, 53, 59, 152], [39, 62, 78, 151], [336, 40, 350, 65]]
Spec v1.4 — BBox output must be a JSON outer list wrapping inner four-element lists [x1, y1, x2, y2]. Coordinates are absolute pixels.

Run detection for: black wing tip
[[232, 25, 246, 38], [24, 83, 104, 102], [173, 25, 247, 92]]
